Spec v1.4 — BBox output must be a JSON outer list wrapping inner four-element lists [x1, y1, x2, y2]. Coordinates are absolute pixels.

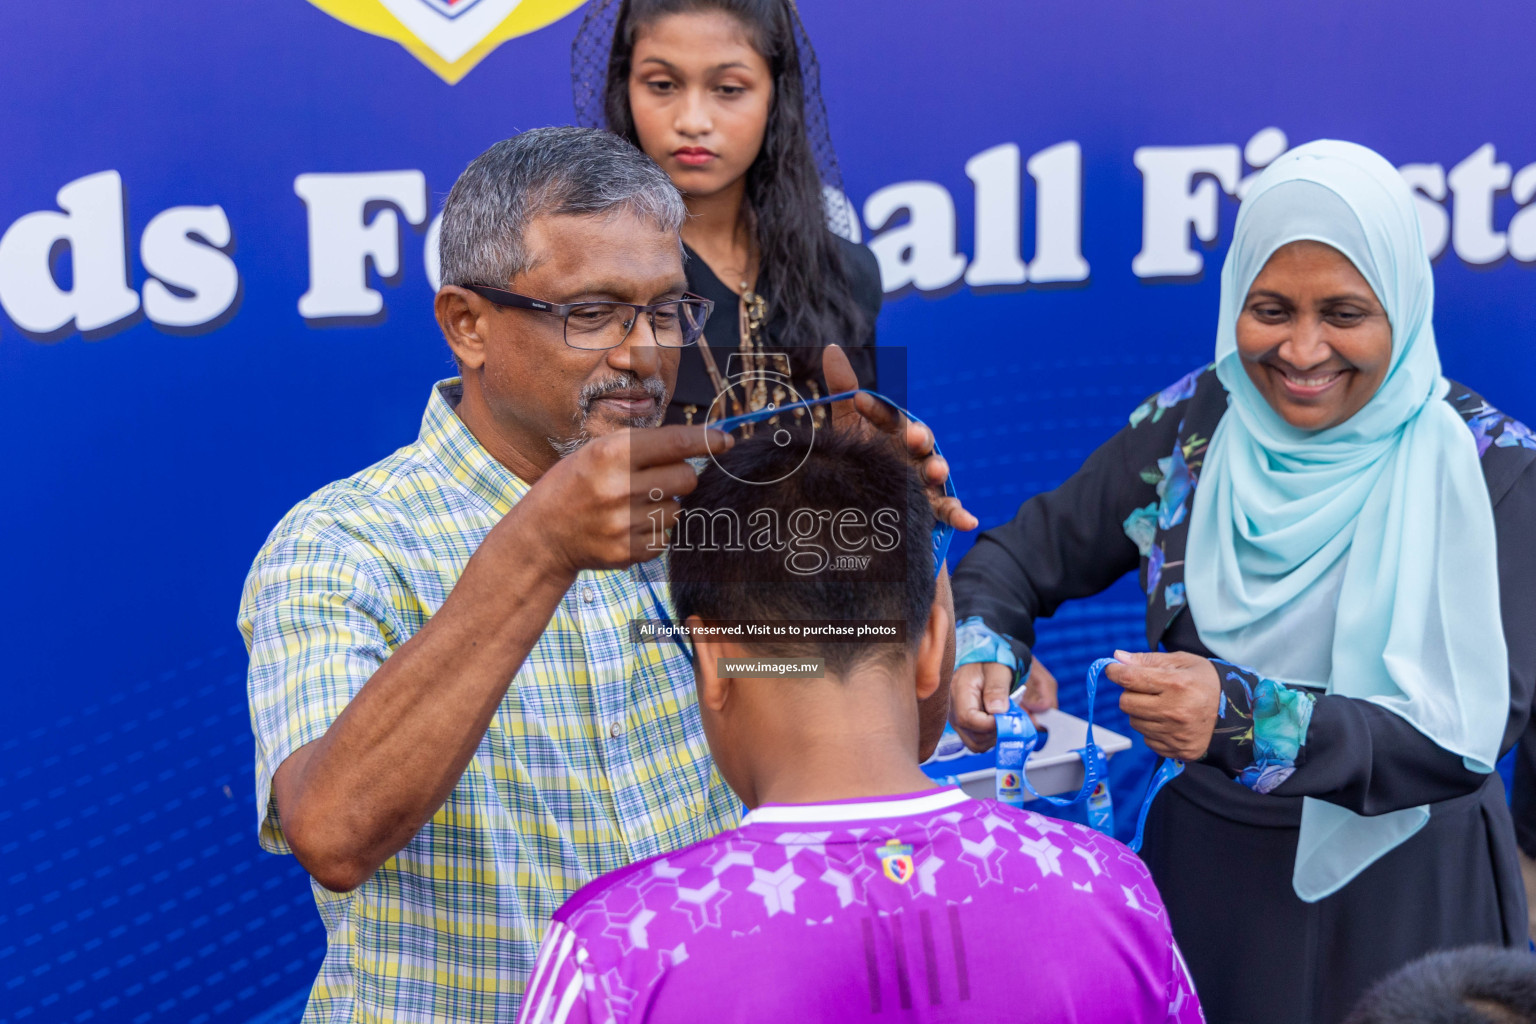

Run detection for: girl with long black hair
[[572, 0, 880, 425]]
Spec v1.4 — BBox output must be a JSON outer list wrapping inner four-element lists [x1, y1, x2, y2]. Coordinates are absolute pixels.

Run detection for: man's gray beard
[[546, 429, 592, 459], [546, 373, 668, 459]]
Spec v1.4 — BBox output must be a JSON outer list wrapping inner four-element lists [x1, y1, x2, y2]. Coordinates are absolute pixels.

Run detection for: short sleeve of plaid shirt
[[239, 506, 401, 854]]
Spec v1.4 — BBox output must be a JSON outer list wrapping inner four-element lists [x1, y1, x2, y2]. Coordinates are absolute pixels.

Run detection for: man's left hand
[[1104, 650, 1220, 761], [822, 344, 979, 532]]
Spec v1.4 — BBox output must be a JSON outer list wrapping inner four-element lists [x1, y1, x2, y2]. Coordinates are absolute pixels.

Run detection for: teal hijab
[[1185, 140, 1508, 902]]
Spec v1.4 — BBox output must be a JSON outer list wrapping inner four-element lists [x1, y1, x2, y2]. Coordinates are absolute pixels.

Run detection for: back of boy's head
[[1343, 947, 1536, 1024], [669, 426, 935, 677]]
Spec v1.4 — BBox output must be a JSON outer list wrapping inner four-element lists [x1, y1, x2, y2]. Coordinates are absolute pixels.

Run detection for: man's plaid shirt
[[237, 379, 739, 1023]]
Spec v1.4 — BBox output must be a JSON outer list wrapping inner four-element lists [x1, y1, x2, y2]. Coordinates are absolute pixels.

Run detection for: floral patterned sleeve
[[1199, 659, 1318, 795], [954, 616, 1021, 674]]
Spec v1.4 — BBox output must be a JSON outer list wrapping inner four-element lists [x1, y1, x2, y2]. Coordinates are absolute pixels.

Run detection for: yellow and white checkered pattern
[[238, 379, 739, 1023]]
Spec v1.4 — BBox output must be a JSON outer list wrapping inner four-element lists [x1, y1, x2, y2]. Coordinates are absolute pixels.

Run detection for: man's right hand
[[518, 424, 733, 573], [950, 656, 1061, 752], [949, 661, 1016, 752]]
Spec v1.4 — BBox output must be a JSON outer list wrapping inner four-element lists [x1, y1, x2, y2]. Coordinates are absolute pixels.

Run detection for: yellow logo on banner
[[309, 0, 586, 84]]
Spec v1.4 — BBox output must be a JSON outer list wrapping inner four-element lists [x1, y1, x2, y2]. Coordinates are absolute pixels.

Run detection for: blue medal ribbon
[[994, 657, 1183, 852]]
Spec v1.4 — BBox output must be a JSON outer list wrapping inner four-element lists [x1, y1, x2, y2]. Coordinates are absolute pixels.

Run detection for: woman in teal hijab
[[951, 139, 1536, 1023]]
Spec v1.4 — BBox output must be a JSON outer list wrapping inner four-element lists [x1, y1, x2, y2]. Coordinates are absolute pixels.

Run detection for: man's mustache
[[546, 373, 671, 459], [577, 374, 669, 418]]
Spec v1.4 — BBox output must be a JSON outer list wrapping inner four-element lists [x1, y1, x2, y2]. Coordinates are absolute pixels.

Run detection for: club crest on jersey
[[308, 0, 586, 83], [877, 840, 915, 885]]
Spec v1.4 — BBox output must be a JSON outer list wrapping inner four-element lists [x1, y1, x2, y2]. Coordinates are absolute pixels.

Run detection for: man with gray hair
[[237, 127, 741, 1023], [239, 126, 959, 1023]]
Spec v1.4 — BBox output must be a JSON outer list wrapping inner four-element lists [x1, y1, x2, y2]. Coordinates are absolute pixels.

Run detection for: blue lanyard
[[638, 569, 693, 662], [994, 657, 1184, 853]]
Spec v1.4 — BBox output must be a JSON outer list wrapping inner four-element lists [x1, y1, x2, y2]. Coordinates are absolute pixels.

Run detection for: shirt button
[[608, 720, 625, 738], [581, 585, 596, 604]]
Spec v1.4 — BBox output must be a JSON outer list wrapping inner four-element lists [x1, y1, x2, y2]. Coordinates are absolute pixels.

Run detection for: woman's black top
[[665, 233, 882, 424], [955, 364, 1536, 825]]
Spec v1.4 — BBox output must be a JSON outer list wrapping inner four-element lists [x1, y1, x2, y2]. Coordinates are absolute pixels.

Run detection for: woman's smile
[[1266, 362, 1352, 401]]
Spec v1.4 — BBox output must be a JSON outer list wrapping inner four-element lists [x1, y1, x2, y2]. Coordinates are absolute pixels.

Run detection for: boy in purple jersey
[[518, 428, 1202, 1024]]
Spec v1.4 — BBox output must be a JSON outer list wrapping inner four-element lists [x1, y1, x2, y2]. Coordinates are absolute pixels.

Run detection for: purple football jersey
[[518, 788, 1202, 1024]]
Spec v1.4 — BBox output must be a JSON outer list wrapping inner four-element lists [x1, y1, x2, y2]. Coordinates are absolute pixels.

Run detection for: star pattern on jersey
[[1072, 845, 1103, 877], [746, 862, 804, 917], [980, 810, 1012, 834], [629, 857, 686, 902], [865, 823, 909, 843], [819, 858, 878, 908], [1023, 810, 1069, 837], [598, 965, 639, 1019], [958, 832, 1007, 886], [672, 877, 732, 933], [915, 853, 944, 897], [1169, 938, 1199, 1020], [1121, 882, 1166, 920], [706, 846, 758, 877], [599, 905, 657, 954], [1018, 835, 1064, 877], [1170, 985, 1191, 1016], [1102, 833, 1156, 879], [776, 830, 832, 862], [924, 810, 967, 844], [648, 858, 685, 881]]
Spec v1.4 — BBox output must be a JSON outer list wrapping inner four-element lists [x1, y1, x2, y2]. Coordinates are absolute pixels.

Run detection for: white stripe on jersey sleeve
[[520, 922, 578, 1024], [521, 921, 568, 1016], [549, 967, 587, 1024], [1167, 936, 1205, 1022]]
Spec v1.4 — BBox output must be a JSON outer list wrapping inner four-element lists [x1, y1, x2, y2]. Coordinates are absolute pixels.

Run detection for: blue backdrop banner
[[5, 2, 1535, 1021]]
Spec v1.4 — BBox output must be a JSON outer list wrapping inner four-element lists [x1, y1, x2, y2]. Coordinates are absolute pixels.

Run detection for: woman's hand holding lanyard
[[1104, 650, 1222, 761]]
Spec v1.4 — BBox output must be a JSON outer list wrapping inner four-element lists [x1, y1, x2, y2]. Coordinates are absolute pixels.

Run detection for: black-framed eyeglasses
[[466, 284, 713, 350]]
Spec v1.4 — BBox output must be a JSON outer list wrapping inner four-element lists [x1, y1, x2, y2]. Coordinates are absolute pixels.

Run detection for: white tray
[[925, 708, 1133, 801]]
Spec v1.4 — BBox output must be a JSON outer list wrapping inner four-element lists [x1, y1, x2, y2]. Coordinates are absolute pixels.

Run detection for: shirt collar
[[418, 378, 531, 517], [739, 787, 971, 826]]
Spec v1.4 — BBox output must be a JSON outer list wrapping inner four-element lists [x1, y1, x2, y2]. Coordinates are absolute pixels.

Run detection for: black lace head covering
[[570, 0, 868, 349]]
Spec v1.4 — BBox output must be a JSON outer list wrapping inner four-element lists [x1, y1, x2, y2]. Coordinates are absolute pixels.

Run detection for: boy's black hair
[[669, 426, 935, 676], [1343, 946, 1536, 1024]]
